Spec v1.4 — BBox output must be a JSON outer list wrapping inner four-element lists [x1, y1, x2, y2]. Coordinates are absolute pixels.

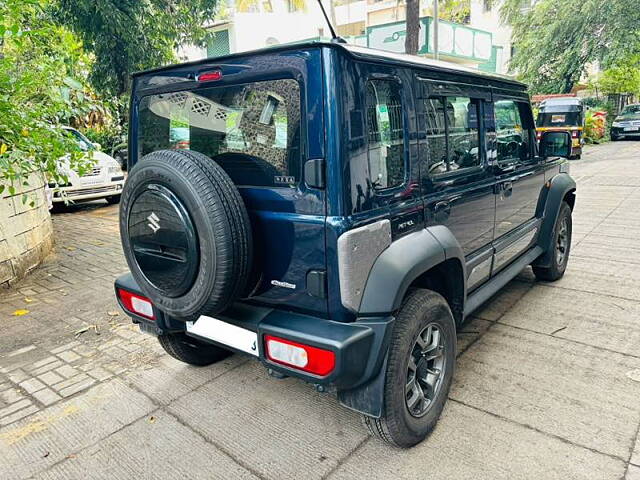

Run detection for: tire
[[106, 194, 121, 205], [611, 134, 619, 142], [158, 332, 232, 366], [363, 289, 456, 448], [533, 201, 572, 282], [120, 150, 252, 319], [51, 203, 67, 214]]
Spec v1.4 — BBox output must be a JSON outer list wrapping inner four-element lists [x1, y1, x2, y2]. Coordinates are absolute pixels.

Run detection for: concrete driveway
[[1, 141, 639, 480]]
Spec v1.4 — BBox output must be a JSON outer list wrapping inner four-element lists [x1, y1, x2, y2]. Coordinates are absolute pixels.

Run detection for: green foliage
[[83, 125, 126, 156], [501, 0, 640, 94], [582, 109, 606, 143], [236, 0, 306, 12], [56, 0, 220, 97], [0, 0, 101, 200], [440, 0, 471, 24], [590, 57, 640, 96]]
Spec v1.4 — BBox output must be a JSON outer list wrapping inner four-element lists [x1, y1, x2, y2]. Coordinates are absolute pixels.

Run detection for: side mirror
[[540, 131, 571, 159]]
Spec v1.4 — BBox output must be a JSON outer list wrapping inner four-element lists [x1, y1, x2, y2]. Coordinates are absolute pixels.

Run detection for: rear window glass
[[137, 79, 301, 187], [537, 112, 581, 127]]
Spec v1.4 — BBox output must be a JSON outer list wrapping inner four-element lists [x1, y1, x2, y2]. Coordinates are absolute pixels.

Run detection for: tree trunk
[[405, 0, 420, 55]]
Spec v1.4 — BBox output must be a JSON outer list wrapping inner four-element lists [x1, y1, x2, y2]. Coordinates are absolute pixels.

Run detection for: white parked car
[[51, 127, 126, 206]]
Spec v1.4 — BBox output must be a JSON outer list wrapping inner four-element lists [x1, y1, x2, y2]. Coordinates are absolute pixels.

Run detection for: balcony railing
[[366, 16, 493, 63]]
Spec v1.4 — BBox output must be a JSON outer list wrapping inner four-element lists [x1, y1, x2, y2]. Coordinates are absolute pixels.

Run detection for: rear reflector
[[117, 289, 155, 320], [265, 335, 335, 377]]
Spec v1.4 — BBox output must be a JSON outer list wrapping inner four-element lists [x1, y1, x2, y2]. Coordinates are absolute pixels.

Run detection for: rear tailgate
[[130, 46, 328, 318]]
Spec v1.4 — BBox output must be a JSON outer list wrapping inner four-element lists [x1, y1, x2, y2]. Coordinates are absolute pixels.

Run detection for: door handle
[[434, 201, 451, 221]]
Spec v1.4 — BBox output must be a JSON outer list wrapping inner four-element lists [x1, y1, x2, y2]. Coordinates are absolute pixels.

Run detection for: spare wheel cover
[[127, 183, 199, 298]]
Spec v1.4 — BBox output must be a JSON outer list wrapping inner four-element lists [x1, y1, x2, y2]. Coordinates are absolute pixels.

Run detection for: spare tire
[[119, 149, 252, 319]]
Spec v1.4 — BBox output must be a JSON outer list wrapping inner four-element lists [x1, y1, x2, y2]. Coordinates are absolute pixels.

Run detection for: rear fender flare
[[358, 225, 466, 315], [343, 226, 465, 417]]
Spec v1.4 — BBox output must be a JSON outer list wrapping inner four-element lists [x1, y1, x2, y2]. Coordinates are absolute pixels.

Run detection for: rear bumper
[[114, 273, 393, 390], [611, 126, 640, 137]]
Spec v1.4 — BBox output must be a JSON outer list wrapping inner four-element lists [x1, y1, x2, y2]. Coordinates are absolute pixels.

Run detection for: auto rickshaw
[[536, 97, 585, 159]]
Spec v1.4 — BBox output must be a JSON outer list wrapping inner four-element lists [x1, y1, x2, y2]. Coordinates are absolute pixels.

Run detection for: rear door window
[[365, 79, 406, 190], [424, 96, 481, 176], [137, 79, 301, 187]]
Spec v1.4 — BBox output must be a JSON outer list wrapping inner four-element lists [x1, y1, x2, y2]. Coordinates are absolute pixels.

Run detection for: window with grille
[[365, 79, 406, 190]]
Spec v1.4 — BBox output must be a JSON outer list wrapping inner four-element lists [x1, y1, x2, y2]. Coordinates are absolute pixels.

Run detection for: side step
[[464, 246, 543, 318]]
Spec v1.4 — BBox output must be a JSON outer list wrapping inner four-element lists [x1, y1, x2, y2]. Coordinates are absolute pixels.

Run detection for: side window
[[365, 79, 406, 190], [424, 96, 481, 176], [494, 100, 533, 165]]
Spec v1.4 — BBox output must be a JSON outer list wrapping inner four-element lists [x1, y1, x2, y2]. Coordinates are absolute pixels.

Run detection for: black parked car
[[114, 42, 576, 448], [611, 104, 640, 140]]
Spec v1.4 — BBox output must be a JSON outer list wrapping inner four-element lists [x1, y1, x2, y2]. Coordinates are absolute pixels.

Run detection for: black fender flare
[[341, 226, 466, 417], [358, 225, 466, 315], [533, 173, 576, 268]]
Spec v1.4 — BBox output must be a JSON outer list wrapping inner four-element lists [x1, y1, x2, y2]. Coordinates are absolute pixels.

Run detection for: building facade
[[182, 0, 511, 74]]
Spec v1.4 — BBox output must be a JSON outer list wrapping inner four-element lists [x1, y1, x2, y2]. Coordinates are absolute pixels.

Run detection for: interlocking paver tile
[[18, 379, 46, 394], [31, 388, 62, 406], [38, 371, 63, 386], [56, 351, 81, 363]]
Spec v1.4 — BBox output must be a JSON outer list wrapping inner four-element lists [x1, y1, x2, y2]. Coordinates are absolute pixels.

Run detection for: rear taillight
[[117, 289, 155, 320], [572, 130, 580, 138], [264, 335, 335, 377], [536, 131, 542, 140]]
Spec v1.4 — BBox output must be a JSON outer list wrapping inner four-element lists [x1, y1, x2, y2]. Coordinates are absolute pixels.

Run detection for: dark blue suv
[[115, 42, 576, 447]]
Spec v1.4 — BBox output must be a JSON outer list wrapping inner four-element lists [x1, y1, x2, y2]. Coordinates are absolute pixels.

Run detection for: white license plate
[[186, 316, 258, 356], [624, 127, 638, 132]]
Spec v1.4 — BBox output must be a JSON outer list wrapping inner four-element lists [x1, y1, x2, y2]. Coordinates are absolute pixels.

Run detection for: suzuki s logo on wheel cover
[[147, 213, 160, 233]]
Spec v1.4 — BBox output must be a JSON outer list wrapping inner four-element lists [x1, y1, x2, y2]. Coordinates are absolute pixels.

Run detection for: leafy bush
[[83, 125, 126, 157], [583, 110, 607, 143], [0, 0, 107, 203]]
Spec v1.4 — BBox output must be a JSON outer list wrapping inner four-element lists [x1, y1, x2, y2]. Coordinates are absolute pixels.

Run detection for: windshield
[[537, 112, 581, 127], [137, 79, 301, 187], [64, 128, 95, 152], [621, 105, 640, 116]]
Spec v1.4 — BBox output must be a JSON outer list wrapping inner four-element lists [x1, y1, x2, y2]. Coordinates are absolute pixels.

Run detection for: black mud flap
[[337, 355, 388, 418]]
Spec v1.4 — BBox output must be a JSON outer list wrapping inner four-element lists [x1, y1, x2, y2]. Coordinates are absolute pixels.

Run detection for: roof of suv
[[134, 41, 525, 89]]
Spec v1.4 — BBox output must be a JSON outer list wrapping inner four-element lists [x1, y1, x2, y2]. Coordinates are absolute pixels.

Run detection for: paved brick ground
[[1, 141, 639, 479]]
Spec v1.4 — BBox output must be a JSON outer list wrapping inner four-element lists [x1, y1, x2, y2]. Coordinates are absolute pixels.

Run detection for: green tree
[[440, 0, 470, 24], [591, 56, 640, 96], [0, 0, 101, 199], [56, 0, 220, 97], [501, 0, 640, 94]]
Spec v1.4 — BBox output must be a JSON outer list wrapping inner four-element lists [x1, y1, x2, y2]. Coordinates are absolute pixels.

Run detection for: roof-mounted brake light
[[198, 71, 222, 82]]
